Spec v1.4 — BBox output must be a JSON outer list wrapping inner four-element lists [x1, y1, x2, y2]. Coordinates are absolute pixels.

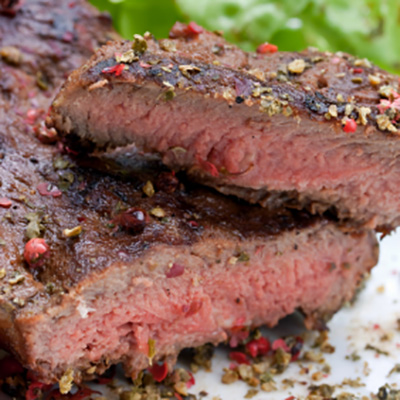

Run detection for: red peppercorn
[[246, 340, 259, 358], [34, 123, 58, 144], [229, 351, 250, 365], [24, 238, 50, 268], [343, 118, 357, 133], [148, 362, 168, 382], [246, 336, 270, 358], [166, 263, 185, 278], [0, 197, 12, 208], [257, 42, 278, 54], [352, 67, 363, 74], [119, 208, 149, 233], [187, 21, 204, 35]]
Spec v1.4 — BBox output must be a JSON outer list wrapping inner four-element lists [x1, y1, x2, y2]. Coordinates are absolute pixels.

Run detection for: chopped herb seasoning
[[0, 46, 22, 65], [115, 49, 138, 64], [25, 212, 44, 239], [132, 34, 148, 54], [179, 65, 201, 79], [365, 344, 389, 356], [288, 59, 306, 74], [148, 338, 156, 363], [59, 369, 74, 394], [150, 207, 166, 218], [376, 114, 398, 133], [142, 181, 155, 197], [63, 225, 82, 238]]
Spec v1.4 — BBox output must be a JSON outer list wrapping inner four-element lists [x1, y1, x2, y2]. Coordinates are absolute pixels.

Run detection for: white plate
[[188, 231, 400, 399]]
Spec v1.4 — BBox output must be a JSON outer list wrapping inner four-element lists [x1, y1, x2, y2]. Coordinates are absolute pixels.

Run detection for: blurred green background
[[90, 0, 400, 74]]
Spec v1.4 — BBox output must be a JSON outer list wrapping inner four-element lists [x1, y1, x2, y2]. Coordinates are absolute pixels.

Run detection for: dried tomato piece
[[24, 238, 50, 268]]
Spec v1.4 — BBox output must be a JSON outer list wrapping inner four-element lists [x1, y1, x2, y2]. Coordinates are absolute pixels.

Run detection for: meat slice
[[48, 23, 400, 230], [0, 2, 378, 388]]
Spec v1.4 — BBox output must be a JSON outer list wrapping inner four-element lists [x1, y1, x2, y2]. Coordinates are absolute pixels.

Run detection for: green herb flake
[[388, 363, 400, 377], [238, 252, 250, 262], [25, 212, 44, 239], [148, 338, 156, 363], [365, 343, 389, 356]]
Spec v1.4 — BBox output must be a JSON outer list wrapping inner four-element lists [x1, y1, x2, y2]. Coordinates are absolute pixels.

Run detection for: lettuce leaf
[[90, 0, 400, 74]]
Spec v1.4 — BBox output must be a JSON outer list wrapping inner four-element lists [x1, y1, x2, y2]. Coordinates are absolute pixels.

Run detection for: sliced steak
[[0, 3, 378, 388], [48, 23, 400, 230]]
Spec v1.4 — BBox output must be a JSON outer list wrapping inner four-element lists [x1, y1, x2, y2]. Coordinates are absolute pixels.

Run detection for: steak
[[49, 22, 400, 231], [0, 1, 378, 388]]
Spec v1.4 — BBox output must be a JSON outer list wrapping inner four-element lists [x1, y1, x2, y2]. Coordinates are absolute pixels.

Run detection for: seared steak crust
[[0, 5, 378, 387], [49, 23, 400, 230]]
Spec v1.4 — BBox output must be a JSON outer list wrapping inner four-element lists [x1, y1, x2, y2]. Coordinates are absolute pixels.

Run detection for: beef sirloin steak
[[0, 0, 378, 388], [49, 22, 400, 231]]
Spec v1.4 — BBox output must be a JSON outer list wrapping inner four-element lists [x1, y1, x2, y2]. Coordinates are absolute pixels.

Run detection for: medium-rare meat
[[48, 22, 400, 230], [0, 1, 378, 388]]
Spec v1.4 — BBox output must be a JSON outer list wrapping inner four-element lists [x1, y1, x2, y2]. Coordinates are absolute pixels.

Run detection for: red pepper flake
[[187, 21, 204, 35], [343, 118, 357, 133], [175, 393, 183, 400], [229, 351, 250, 365], [290, 336, 304, 361], [37, 182, 62, 198], [166, 263, 185, 278], [101, 63, 126, 77], [0, 197, 12, 208], [373, 323, 380, 330], [24, 238, 50, 268], [256, 42, 278, 54], [186, 371, 195, 388], [352, 67, 363, 74], [271, 338, 290, 352], [285, 397, 296, 400], [148, 362, 168, 382], [0, 355, 24, 379]]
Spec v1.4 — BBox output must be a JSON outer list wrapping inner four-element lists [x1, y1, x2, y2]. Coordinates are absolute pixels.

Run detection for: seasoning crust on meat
[[49, 22, 400, 230]]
